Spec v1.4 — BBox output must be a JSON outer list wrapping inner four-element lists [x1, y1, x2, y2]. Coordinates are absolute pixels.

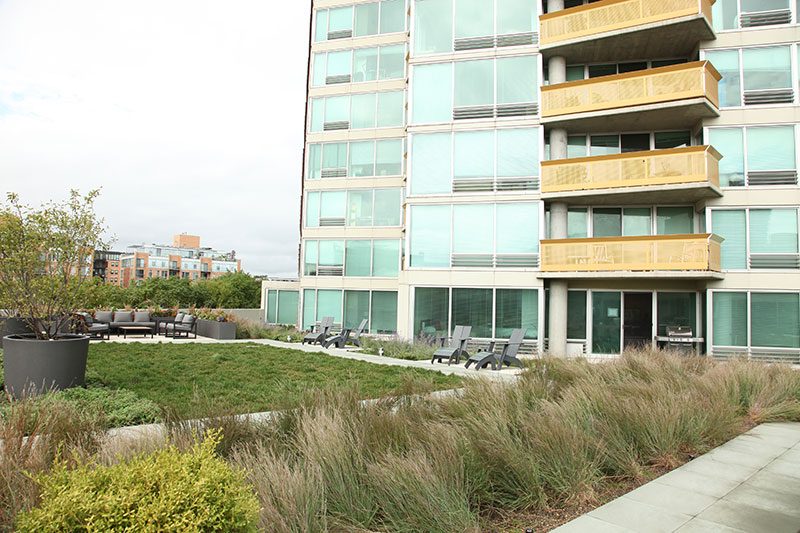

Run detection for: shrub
[[360, 336, 435, 360], [16, 430, 260, 533], [234, 320, 303, 342]]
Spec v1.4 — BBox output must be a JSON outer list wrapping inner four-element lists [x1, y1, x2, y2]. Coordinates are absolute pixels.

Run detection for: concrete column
[[548, 56, 567, 85], [550, 201, 568, 240], [548, 280, 569, 356]]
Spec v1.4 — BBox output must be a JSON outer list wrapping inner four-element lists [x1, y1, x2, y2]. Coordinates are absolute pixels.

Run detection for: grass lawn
[[86, 342, 461, 418]]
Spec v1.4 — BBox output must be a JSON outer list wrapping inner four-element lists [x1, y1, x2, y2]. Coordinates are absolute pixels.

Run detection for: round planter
[[2, 334, 89, 398]]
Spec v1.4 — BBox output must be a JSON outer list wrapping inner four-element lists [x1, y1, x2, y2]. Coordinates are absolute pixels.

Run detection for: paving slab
[[586, 497, 692, 533], [745, 469, 800, 496], [695, 499, 800, 533], [623, 481, 718, 516], [723, 484, 800, 519], [653, 468, 742, 498], [550, 515, 636, 533], [674, 518, 748, 533]]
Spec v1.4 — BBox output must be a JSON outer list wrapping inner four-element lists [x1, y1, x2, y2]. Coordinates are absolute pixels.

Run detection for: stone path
[[553, 422, 800, 533]]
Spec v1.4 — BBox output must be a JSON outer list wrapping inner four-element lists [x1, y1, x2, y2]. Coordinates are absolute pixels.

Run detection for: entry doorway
[[623, 293, 653, 349]]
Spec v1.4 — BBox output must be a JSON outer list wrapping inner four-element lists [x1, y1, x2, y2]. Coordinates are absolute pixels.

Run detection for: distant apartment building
[[104, 234, 241, 287]]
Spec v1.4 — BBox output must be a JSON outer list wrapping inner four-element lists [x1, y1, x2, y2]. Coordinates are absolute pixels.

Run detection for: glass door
[[623, 292, 653, 349], [592, 292, 621, 354]]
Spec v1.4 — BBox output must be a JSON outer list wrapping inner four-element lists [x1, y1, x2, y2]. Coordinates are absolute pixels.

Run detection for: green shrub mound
[[16, 431, 260, 533]]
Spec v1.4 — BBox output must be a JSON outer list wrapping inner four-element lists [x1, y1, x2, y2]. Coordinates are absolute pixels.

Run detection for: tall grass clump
[[360, 336, 436, 360]]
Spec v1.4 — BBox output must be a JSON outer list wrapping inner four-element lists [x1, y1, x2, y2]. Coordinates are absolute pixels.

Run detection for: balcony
[[539, 234, 724, 279], [541, 61, 720, 132], [541, 145, 722, 204], [539, 0, 715, 63]]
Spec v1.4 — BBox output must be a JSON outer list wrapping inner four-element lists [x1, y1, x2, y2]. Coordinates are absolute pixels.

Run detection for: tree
[[0, 190, 109, 339]]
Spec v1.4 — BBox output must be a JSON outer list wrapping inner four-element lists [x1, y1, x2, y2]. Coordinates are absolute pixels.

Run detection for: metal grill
[[747, 170, 798, 186], [749, 254, 800, 269], [318, 217, 345, 227], [495, 254, 539, 268], [743, 89, 794, 105], [497, 32, 538, 47], [327, 30, 352, 40], [740, 9, 792, 27], [450, 254, 539, 268], [323, 121, 350, 131], [454, 36, 495, 51], [451, 254, 494, 268], [321, 168, 347, 179], [453, 105, 495, 120], [496, 103, 539, 117], [326, 74, 351, 85], [317, 266, 344, 276]]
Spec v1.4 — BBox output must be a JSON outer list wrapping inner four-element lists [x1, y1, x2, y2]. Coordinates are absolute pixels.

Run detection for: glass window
[[344, 290, 370, 330], [497, 56, 537, 104], [623, 208, 652, 236], [347, 190, 373, 227], [712, 0, 738, 31], [351, 93, 377, 129], [566, 65, 585, 81], [496, 289, 538, 339], [380, 0, 406, 33], [455, 60, 493, 107], [657, 292, 696, 336], [306, 192, 320, 227], [590, 135, 620, 156], [497, 0, 536, 34], [329, 7, 353, 33], [412, 63, 453, 124], [747, 126, 796, 171], [302, 289, 316, 329], [349, 141, 375, 177], [314, 10, 329, 42], [371, 291, 398, 334], [379, 45, 405, 80], [325, 95, 350, 125], [374, 189, 402, 226], [317, 290, 343, 325], [455, 0, 493, 38], [751, 293, 800, 348], [312, 53, 327, 86], [593, 208, 622, 237], [621, 133, 650, 153], [414, 0, 453, 55], [411, 133, 451, 194], [589, 64, 616, 78], [452, 288, 492, 338], [304, 241, 318, 275], [657, 207, 693, 235], [496, 203, 539, 253], [708, 128, 744, 187], [307, 144, 322, 179], [743, 46, 792, 91], [267, 290, 277, 324], [568, 208, 588, 238], [750, 209, 799, 254], [567, 291, 587, 339], [713, 292, 748, 347], [322, 143, 347, 172], [453, 204, 493, 254], [592, 292, 621, 354], [354, 3, 378, 37], [497, 128, 538, 177], [410, 205, 451, 267], [454, 131, 494, 178], [712, 210, 746, 269], [327, 50, 352, 79], [655, 131, 691, 149], [354, 47, 379, 83], [310, 98, 324, 132], [277, 291, 299, 326], [568, 135, 587, 158], [414, 287, 449, 337], [376, 139, 403, 176], [319, 241, 344, 269], [377, 91, 404, 127], [320, 191, 346, 220], [705, 50, 741, 107], [373, 240, 400, 277], [345, 240, 372, 276]]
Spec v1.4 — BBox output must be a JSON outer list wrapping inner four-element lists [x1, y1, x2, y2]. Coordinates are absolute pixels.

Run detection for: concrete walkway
[[554, 422, 800, 533]]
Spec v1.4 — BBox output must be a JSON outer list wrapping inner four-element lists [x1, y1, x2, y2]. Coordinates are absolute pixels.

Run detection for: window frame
[[311, 44, 408, 87], [313, 0, 407, 43], [309, 90, 406, 133], [710, 0, 797, 33], [301, 288, 399, 334], [306, 138, 405, 180], [303, 239, 402, 278], [304, 188, 404, 228]]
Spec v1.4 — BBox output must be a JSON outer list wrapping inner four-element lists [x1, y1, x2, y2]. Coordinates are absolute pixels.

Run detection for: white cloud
[[0, 0, 310, 276]]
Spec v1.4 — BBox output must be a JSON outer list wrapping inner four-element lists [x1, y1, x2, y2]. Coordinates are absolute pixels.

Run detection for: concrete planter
[[2, 334, 89, 398], [0, 318, 31, 348], [196, 319, 237, 340]]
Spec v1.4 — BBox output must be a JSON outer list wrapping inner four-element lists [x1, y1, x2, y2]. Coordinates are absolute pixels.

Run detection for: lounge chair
[[74, 312, 110, 340], [165, 315, 197, 339], [302, 316, 333, 345], [465, 328, 525, 371], [323, 318, 367, 349], [431, 325, 471, 365], [158, 312, 185, 334]]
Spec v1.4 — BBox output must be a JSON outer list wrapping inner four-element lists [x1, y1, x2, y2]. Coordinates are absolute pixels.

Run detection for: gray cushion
[[113, 311, 132, 323], [134, 311, 150, 323], [95, 311, 113, 323], [174, 313, 185, 322], [182, 315, 195, 325]]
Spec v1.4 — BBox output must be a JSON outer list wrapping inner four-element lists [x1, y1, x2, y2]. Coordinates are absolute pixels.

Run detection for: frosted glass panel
[[750, 209, 798, 254], [747, 126, 796, 171], [743, 46, 792, 91], [455, 0, 493, 38], [373, 189, 402, 226], [411, 63, 453, 124], [380, 0, 406, 33], [376, 139, 403, 176], [497, 128, 538, 177], [455, 60, 493, 107], [497, 56, 537, 104], [379, 45, 405, 80], [411, 133, 452, 194], [712, 210, 746, 269], [349, 141, 375, 177], [317, 290, 343, 324], [345, 240, 371, 276], [496, 203, 538, 254], [377, 91, 404, 127], [372, 240, 400, 277], [410, 205, 451, 267], [414, 0, 453, 54], [454, 131, 494, 178], [453, 204, 493, 253], [354, 47, 379, 82], [708, 128, 744, 186], [705, 50, 741, 107], [497, 0, 536, 34]]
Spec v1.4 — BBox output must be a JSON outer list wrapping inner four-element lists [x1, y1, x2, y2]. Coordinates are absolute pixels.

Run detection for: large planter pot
[[2, 334, 89, 398], [0, 318, 32, 348], [196, 319, 237, 340]]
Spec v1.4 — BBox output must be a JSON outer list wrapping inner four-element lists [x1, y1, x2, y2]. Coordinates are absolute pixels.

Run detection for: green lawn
[[85, 343, 460, 418]]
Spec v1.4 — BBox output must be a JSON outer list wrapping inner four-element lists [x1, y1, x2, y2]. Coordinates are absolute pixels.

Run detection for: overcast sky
[[0, 0, 310, 276]]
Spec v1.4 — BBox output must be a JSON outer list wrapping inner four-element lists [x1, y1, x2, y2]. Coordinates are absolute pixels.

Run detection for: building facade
[[114, 234, 241, 287], [264, 0, 800, 363], [92, 250, 123, 285]]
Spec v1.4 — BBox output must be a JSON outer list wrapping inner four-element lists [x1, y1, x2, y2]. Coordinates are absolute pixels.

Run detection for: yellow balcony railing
[[540, 0, 714, 47], [541, 145, 721, 194], [540, 234, 722, 273], [541, 61, 720, 118]]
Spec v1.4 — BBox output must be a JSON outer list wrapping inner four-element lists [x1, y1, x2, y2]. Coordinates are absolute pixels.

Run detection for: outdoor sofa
[[94, 310, 156, 332]]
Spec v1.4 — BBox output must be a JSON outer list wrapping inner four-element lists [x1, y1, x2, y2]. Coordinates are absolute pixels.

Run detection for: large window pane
[[410, 205, 451, 267], [705, 50, 740, 107], [277, 291, 299, 326], [349, 141, 375, 177], [267, 290, 277, 324], [711, 0, 737, 31], [317, 290, 343, 325], [592, 292, 621, 354], [708, 128, 744, 186], [496, 289, 538, 339], [497, 128, 539, 177], [657, 207, 693, 235], [413, 0, 453, 55], [329, 7, 353, 33], [567, 135, 587, 158], [453, 204, 493, 253], [454, 131, 494, 178], [354, 3, 379, 36], [373, 240, 400, 277], [747, 126, 796, 171], [314, 10, 329, 42], [497, 0, 536, 34], [380, 0, 406, 33], [319, 240, 344, 268], [374, 189, 402, 226], [415, 287, 449, 337], [657, 292, 697, 336], [351, 93, 376, 129], [325, 95, 349, 125], [371, 291, 398, 334], [568, 208, 588, 238], [312, 53, 327, 86], [376, 139, 403, 176], [411, 133, 452, 194], [752, 293, 800, 348], [567, 291, 587, 339], [377, 91, 404, 127], [320, 191, 346, 219], [750, 209, 799, 254], [310, 98, 324, 132], [345, 240, 372, 276], [712, 210, 746, 269], [322, 143, 347, 172], [304, 241, 318, 275], [379, 45, 405, 80], [496, 203, 538, 253], [354, 47, 379, 82], [455, 0, 492, 38], [590, 135, 620, 156], [306, 192, 320, 227], [455, 60, 493, 107], [743, 46, 792, 91], [327, 50, 352, 78], [713, 292, 748, 347], [497, 56, 537, 104], [347, 190, 373, 226], [307, 144, 322, 179], [411, 63, 453, 123], [302, 289, 316, 329], [452, 288, 492, 338], [344, 290, 370, 330], [593, 208, 622, 237], [623, 208, 651, 236]]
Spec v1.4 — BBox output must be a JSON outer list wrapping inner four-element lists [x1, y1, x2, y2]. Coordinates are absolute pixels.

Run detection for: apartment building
[[264, 0, 800, 362], [116, 234, 241, 287], [92, 250, 123, 285]]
